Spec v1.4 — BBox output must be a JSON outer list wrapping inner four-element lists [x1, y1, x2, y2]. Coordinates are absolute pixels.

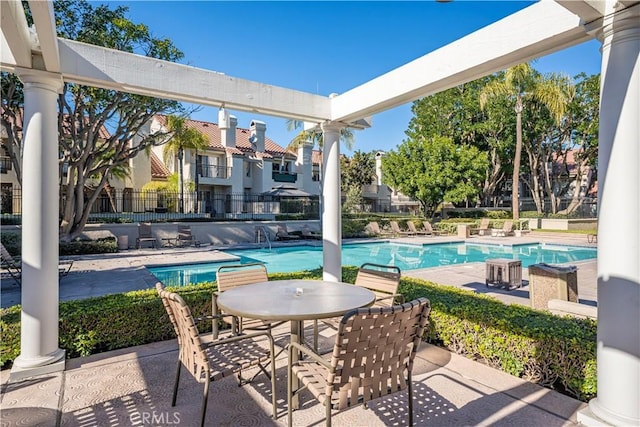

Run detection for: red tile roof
[[150, 151, 170, 180], [154, 115, 287, 158]]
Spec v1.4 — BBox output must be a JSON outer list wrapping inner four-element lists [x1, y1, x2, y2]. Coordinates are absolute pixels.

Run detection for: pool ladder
[[255, 226, 272, 250]]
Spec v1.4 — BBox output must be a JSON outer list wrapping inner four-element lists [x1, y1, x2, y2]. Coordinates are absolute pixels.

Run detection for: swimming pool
[[149, 242, 597, 287]]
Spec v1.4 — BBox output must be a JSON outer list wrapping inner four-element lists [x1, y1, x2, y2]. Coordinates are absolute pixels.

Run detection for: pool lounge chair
[[276, 224, 300, 241], [1, 242, 73, 286], [300, 225, 322, 240], [421, 221, 445, 236], [366, 221, 394, 238], [492, 220, 514, 237], [390, 220, 415, 237], [407, 220, 430, 236], [475, 218, 491, 236]]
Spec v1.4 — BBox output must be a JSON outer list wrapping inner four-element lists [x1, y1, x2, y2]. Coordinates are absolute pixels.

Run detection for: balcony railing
[[272, 171, 298, 183], [1, 157, 12, 173], [199, 165, 231, 179]]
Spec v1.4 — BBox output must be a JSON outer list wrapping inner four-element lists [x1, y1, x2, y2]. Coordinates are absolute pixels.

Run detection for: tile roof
[[154, 115, 287, 158], [150, 151, 170, 179]]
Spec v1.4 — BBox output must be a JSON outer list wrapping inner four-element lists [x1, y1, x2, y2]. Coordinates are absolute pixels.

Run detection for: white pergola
[[1, 1, 638, 425]]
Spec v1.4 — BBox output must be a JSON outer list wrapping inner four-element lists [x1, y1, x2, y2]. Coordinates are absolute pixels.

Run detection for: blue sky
[[107, 1, 603, 155]]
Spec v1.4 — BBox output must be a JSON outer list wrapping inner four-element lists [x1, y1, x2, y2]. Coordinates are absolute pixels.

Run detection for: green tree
[[1, 0, 186, 240], [382, 136, 487, 218], [340, 150, 376, 213], [162, 115, 208, 213], [479, 63, 573, 220], [407, 76, 515, 206]]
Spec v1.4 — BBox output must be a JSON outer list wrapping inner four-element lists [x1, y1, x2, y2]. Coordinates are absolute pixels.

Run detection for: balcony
[[272, 171, 298, 183], [0, 157, 12, 173], [199, 164, 231, 179]]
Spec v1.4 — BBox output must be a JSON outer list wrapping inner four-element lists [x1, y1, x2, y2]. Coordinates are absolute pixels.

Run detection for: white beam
[[0, 0, 32, 68], [57, 39, 332, 123], [28, 0, 60, 72], [555, 0, 608, 23], [330, 1, 592, 123]]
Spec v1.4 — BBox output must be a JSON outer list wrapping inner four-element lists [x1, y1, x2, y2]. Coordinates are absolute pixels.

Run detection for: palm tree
[[479, 63, 573, 220], [162, 115, 208, 213]]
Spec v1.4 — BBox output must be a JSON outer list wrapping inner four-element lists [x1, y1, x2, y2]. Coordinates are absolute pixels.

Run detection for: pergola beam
[[57, 39, 332, 124], [0, 0, 32, 68], [28, 0, 60, 72], [330, 1, 592, 123]]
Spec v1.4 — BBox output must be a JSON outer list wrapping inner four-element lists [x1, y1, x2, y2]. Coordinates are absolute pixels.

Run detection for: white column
[[321, 122, 342, 282], [580, 5, 640, 426], [11, 70, 65, 378]]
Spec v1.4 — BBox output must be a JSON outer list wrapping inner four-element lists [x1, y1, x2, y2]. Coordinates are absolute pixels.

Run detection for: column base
[[578, 397, 640, 427], [577, 406, 612, 426], [10, 349, 66, 381]]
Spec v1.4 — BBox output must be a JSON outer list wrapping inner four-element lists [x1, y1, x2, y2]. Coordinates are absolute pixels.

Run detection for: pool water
[[149, 242, 597, 287]]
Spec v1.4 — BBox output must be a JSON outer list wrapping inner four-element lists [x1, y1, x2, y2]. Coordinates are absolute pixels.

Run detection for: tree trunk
[[512, 99, 523, 220]]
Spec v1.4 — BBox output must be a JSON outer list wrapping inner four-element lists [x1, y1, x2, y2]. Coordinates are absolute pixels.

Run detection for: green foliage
[[342, 218, 369, 238], [341, 151, 376, 192], [0, 232, 117, 256], [383, 136, 487, 219], [1, 270, 597, 402], [0, 232, 21, 255]]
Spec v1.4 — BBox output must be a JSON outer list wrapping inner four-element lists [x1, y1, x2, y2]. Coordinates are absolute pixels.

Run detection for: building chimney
[[220, 112, 237, 148], [250, 120, 266, 153], [375, 151, 385, 186]]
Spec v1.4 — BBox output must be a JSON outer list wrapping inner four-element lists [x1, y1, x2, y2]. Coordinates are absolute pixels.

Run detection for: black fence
[[0, 188, 320, 222]]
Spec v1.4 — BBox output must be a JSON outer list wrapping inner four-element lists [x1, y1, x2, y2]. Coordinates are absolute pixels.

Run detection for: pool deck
[[1, 230, 598, 309], [0, 231, 596, 426]]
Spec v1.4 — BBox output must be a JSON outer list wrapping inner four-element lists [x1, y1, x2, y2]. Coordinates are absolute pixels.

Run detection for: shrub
[[0, 232, 118, 256], [0, 268, 597, 402]]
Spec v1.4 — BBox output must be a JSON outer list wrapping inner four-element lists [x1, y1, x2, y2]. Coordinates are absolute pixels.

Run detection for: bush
[[0, 268, 597, 402], [0, 232, 118, 256]]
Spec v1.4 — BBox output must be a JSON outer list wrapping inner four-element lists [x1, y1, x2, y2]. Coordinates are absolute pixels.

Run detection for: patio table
[[216, 279, 376, 409]]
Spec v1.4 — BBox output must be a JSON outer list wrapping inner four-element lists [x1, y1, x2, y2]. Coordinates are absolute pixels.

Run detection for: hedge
[[0, 267, 596, 402]]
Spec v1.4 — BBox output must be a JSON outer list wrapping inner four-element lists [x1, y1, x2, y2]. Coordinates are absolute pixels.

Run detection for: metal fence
[[1, 188, 320, 223]]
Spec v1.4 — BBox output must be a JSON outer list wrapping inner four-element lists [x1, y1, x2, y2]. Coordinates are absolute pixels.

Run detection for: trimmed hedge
[[0, 267, 596, 402], [0, 232, 118, 256]]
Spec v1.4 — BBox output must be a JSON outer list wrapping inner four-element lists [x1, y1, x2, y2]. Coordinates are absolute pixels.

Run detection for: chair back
[[368, 222, 382, 234], [478, 218, 490, 230], [356, 263, 401, 307], [422, 222, 434, 233], [502, 220, 514, 232], [389, 221, 399, 233], [138, 222, 153, 238], [216, 263, 268, 292], [0, 243, 16, 266], [156, 283, 209, 382], [406, 221, 419, 233], [178, 225, 193, 241], [329, 298, 431, 410]]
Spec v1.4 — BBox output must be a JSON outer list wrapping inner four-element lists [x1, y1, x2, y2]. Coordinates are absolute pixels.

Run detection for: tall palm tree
[[479, 63, 573, 220], [162, 115, 208, 213]]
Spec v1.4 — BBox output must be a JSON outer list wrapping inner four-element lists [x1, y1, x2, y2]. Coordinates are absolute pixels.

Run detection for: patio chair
[[136, 222, 157, 249], [389, 220, 414, 237], [493, 220, 514, 237], [300, 224, 322, 240], [288, 297, 431, 427], [213, 263, 285, 339], [366, 221, 394, 238], [406, 220, 430, 236], [176, 225, 201, 247], [1, 243, 73, 287], [276, 224, 300, 241], [421, 221, 444, 236], [475, 218, 491, 236], [156, 283, 277, 427], [314, 263, 404, 351]]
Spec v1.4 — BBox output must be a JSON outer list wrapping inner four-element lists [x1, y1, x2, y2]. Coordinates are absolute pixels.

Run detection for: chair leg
[[200, 377, 210, 427], [326, 399, 332, 427], [408, 372, 414, 426], [313, 320, 318, 353], [287, 346, 294, 427], [171, 360, 181, 406]]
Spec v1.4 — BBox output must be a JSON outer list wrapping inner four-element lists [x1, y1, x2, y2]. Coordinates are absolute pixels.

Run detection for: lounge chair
[[475, 218, 491, 236], [407, 220, 430, 236], [492, 220, 514, 237], [390, 220, 414, 237], [176, 225, 201, 247], [300, 224, 321, 240], [288, 298, 431, 427], [421, 221, 444, 236], [366, 221, 394, 238], [276, 224, 300, 241], [1, 242, 73, 286], [136, 222, 157, 249]]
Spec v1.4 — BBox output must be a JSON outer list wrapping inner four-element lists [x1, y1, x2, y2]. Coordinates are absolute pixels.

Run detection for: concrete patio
[[1, 232, 596, 426]]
